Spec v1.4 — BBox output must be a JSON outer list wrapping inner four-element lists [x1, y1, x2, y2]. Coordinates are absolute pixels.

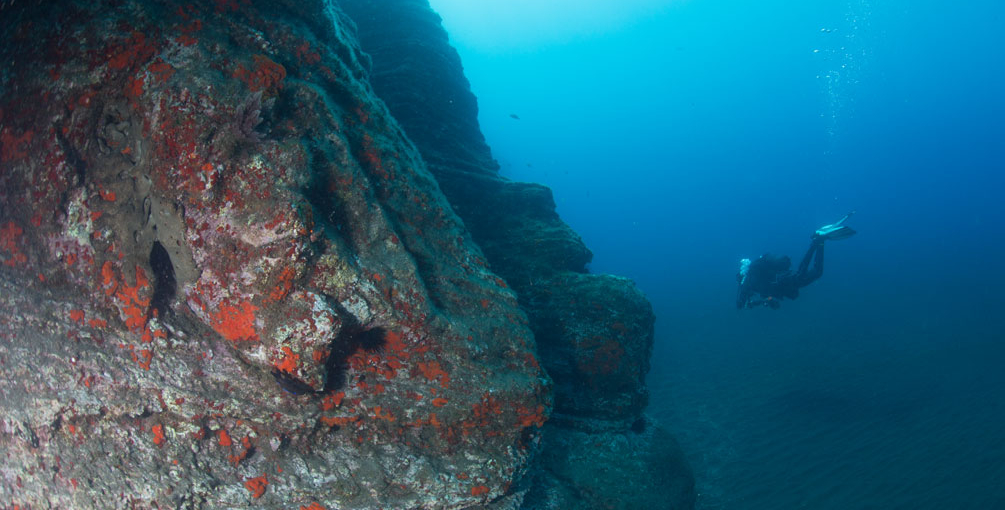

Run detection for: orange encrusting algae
[[384, 330, 408, 355], [98, 261, 158, 369], [275, 346, 300, 374], [152, 424, 166, 445], [321, 391, 345, 411], [320, 415, 358, 427], [233, 54, 286, 93], [416, 360, 450, 388], [211, 300, 259, 342], [244, 475, 267, 498]]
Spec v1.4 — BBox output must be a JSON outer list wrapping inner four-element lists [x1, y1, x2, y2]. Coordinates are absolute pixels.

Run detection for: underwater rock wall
[[0, 1, 548, 508], [338, 1, 696, 508]]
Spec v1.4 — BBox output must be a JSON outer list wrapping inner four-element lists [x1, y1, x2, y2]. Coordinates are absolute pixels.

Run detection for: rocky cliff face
[[0, 0, 693, 508], [339, 1, 696, 509], [0, 1, 546, 508]]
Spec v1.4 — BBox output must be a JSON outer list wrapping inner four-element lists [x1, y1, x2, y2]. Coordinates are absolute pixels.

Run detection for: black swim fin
[[815, 211, 857, 241]]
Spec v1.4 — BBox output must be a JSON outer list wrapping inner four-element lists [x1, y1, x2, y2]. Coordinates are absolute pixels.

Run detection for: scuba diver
[[736, 212, 857, 309]]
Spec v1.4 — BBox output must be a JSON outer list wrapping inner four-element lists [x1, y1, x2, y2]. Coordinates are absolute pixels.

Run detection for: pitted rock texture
[[0, 1, 548, 508], [339, 0, 695, 508]]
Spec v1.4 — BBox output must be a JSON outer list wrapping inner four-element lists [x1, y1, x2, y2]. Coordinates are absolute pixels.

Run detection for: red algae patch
[[416, 360, 450, 388], [211, 300, 259, 342], [275, 346, 300, 374], [152, 424, 166, 446], [0, 221, 27, 267], [233, 54, 286, 93], [244, 475, 268, 498]]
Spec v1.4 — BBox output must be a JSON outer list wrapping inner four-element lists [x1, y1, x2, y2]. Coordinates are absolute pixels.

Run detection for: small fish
[[509, 113, 520, 120], [271, 368, 318, 395]]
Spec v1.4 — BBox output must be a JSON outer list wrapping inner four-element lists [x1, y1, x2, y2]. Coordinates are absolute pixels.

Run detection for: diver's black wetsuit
[[736, 237, 824, 309]]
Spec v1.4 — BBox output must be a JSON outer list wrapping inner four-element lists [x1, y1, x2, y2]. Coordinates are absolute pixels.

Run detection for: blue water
[[429, 0, 1005, 507]]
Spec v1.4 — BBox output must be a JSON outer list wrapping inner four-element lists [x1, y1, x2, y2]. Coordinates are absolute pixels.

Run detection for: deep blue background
[[429, 0, 1005, 507]]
